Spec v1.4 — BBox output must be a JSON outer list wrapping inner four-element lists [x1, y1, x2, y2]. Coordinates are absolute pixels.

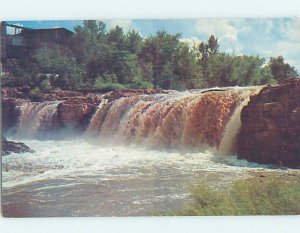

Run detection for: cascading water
[[5, 86, 296, 217], [17, 101, 62, 137], [87, 87, 261, 154], [218, 87, 263, 155], [13, 87, 262, 152]]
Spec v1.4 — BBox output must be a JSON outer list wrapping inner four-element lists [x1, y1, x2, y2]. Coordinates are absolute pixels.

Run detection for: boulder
[[2, 137, 35, 156], [237, 78, 300, 167]]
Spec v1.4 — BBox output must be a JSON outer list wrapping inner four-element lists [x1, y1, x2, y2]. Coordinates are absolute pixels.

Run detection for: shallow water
[[2, 137, 298, 217]]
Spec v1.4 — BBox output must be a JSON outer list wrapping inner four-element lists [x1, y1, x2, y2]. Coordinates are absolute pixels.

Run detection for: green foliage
[[3, 20, 298, 92], [93, 76, 125, 91], [33, 46, 84, 90], [177, 176, 300, 216], [125, 80, 154, 89], [1, 73, 32, 87], [173, 43, 204, 89], [126, 30, 143, 54], [140, 31, 183, 87], [28, 87, 42, 101], [269, 56, 298, 83], [38, 76, 52, 92], [252, 66, 277, 85], [207, 35, 219, 53]]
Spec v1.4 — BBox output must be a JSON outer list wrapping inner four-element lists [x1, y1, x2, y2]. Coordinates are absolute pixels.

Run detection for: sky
[[7, 18, 300, 71]]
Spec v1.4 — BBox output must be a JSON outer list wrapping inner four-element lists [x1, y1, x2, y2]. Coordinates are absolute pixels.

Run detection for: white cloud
[[196, 19, 237, 41], [180, 37, 202, 47], [194, 19, 242, 54], [106, 19, 133, 32], [278, 18, 300, 42], [191, 18, 300, 70]]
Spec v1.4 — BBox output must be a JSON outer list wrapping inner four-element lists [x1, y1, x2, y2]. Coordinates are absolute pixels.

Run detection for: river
[[3, 137, 297, 217]]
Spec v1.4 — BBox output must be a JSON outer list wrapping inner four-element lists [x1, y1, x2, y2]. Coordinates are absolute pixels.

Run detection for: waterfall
[[17, 101, 61, 137], [87, 87, 261, 153], [218, 87, 264, 155], [13, 87, 261, 154]]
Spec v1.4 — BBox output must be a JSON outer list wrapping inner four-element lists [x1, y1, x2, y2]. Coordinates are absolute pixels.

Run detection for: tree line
[[2, 20, 298, 93]]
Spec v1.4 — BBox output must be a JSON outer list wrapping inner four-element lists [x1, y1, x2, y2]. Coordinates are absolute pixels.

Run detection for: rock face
[[1, 87, 171, 132], [2, 137, 35, 156], [57, 95, 101, 130], [237, 78, 300, 167], [1, 86, 31, 99], [2, 98, 23, 130]]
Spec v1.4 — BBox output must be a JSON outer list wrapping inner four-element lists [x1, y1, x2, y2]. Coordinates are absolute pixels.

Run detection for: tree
[[207, 35, 219, 54], [71, 20, 107, 65], [173, 43, 203, 89], [34, 46, 84, 90], [252, 66, 277, 85], [4, 20, 299, 92], [269, 56, 298, 83], [108, 26, 126, 51], [139, 31, 182, 88], [125, 29, 143, 54], [231, 55, 266, 86]]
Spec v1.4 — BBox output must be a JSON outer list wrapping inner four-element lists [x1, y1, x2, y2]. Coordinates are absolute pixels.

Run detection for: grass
[[92, 81, 126, 92], [175, 175, 300, 216]]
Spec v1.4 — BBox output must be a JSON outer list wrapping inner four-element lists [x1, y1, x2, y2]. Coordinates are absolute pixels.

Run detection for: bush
[[28, 87, 42, 101], [93, 81, 125, 92], [177, 176, 300, 215], [125, 80, 154, 89], [1, 74, 33, 87]]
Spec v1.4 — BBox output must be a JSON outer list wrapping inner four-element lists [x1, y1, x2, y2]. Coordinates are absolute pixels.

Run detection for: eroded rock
[[2, 137, 35, 156], [238, 78, 300, 167]]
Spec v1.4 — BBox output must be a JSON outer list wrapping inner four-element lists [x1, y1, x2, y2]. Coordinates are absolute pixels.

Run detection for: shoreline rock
[[237, 78, 300, 167], [2, 137, 35, 156]]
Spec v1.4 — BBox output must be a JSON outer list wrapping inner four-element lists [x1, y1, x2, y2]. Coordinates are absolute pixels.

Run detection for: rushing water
[[4, 137, 294, 217], [87, 88, 256, 150], [16, 101, 62, 138], [2, 87, 298, 217]]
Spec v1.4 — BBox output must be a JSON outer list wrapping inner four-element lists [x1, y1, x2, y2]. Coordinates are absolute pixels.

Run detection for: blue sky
[[7, 19, 300, 71]]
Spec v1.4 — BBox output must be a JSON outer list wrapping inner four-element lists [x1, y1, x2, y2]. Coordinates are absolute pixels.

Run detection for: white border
[[0, 0, 300, 19]]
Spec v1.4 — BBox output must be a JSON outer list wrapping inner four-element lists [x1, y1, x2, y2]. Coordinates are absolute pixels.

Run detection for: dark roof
[[23, 27, 73, 34], [5, 23, 73, 35], [5, 23, 30, 30]]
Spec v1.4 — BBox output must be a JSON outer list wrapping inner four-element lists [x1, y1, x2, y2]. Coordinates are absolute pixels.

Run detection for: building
[[0, 21, 73, 73], [0, 21, 7, 74]]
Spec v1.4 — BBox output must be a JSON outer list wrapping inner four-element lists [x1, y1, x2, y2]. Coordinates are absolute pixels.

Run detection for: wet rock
[[2, 137, 35, 156], [102, 88, 172, 101], [1, 86, 31, 99], [57, 95, 102, 130], [2, 87, 172, 133], [56, 89, 170, 130], [238, 78, 300, 167], [2, 98, 26, 130], [41, 88, 84, 101]]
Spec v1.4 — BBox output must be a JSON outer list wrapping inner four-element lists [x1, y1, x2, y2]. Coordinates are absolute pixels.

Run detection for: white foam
[[2, 137, 278, 188]]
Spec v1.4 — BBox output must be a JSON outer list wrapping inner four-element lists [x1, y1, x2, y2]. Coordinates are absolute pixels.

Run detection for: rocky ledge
[[237, 78, 300, 167], [2, 87, 172, 131], [2, 137, 35, 156]]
